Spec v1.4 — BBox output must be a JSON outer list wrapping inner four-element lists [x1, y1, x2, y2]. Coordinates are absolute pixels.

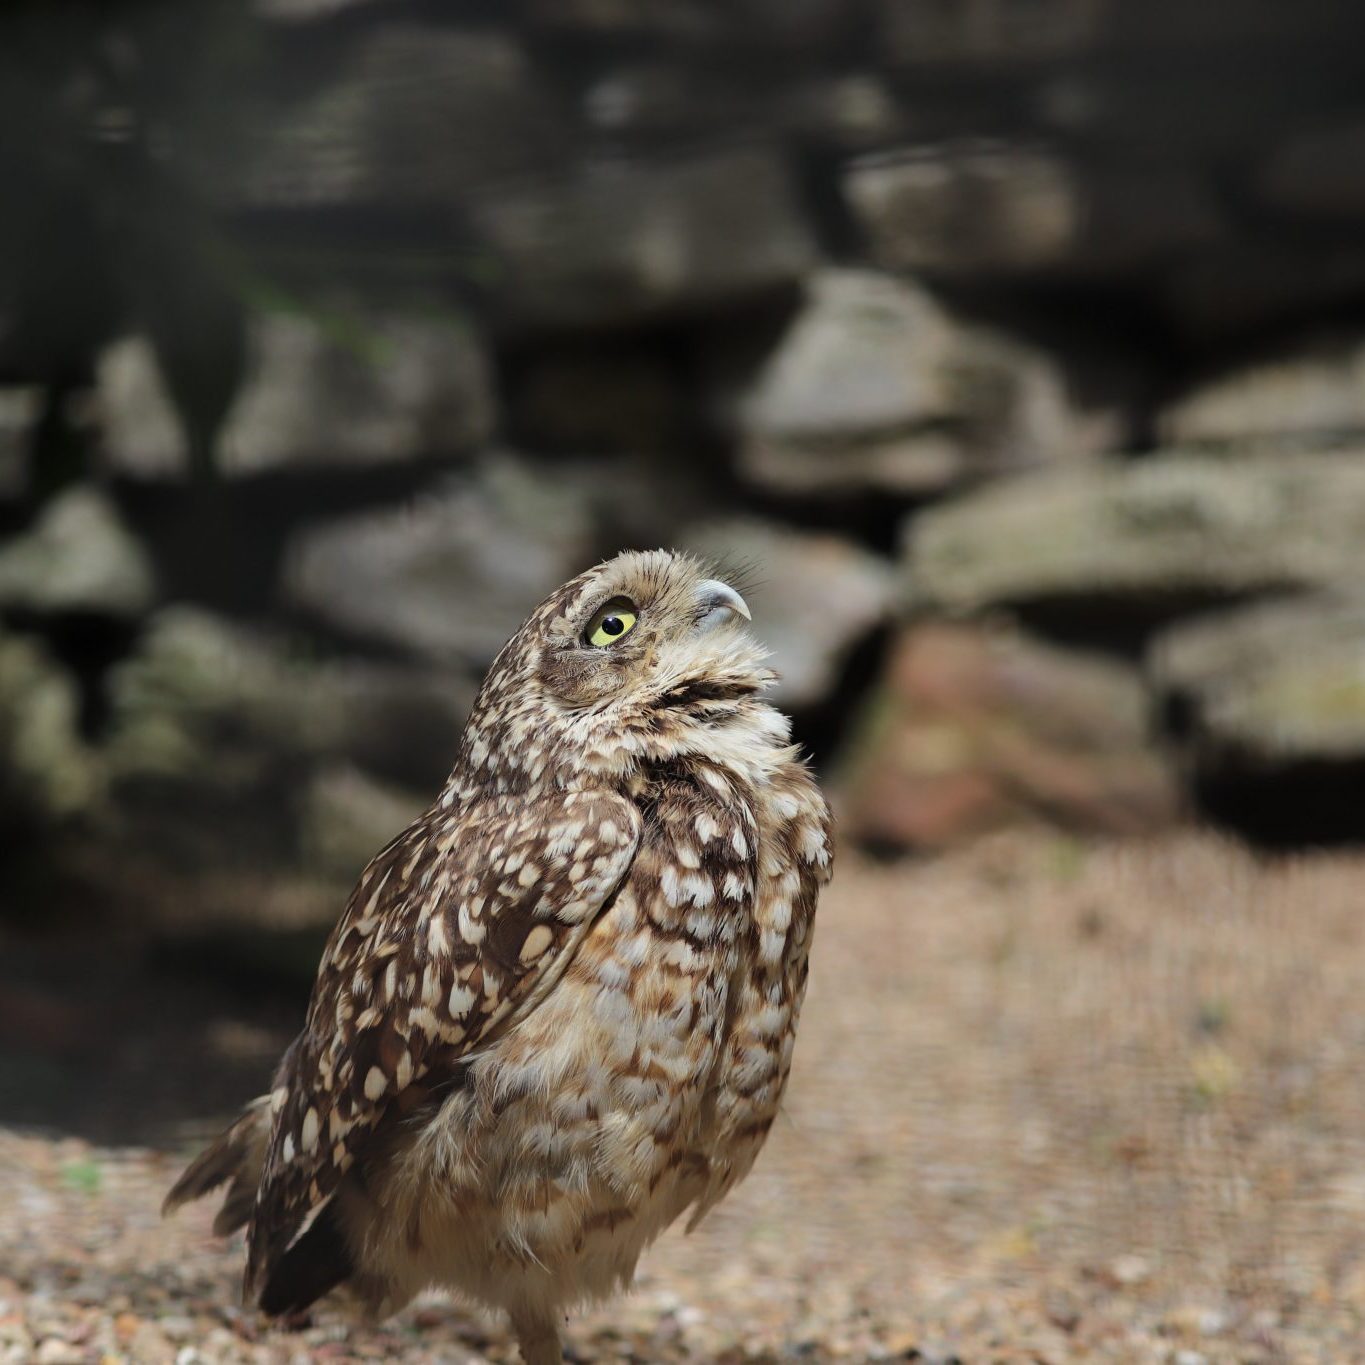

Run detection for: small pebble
[[35, 1341, 84, 1365]]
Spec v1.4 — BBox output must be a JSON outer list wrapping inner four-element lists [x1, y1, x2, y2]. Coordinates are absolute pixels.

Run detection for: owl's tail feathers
[[162, 1095, 271, 1237], [257, 1200, 353, 1317]]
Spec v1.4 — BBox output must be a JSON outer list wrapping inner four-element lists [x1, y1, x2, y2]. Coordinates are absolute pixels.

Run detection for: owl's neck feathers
[[443, 631, 786, 806]]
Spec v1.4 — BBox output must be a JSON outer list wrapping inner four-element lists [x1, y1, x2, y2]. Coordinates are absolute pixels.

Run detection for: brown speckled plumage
[[164, 549, 833, 1364]]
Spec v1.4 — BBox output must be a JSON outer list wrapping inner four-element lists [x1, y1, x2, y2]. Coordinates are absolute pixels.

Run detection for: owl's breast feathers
[[684, 750, 832, 1225]]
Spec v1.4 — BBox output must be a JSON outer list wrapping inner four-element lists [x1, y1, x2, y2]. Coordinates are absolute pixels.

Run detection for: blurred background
[[4, 2, 1365, 1361]]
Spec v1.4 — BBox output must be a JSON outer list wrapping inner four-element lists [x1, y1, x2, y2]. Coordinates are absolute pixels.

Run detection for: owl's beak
[[695, 579, 751, 629]]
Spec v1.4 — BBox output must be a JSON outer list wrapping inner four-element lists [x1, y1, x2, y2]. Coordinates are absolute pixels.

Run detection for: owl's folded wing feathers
[[243, 788, 641, 1297]]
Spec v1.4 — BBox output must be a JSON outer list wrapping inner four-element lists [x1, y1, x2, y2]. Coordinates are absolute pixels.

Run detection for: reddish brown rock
[[839, 621, 1180, 849]]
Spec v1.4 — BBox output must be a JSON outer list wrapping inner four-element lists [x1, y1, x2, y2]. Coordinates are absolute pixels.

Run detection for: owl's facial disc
[[530, 552, 764, 714]]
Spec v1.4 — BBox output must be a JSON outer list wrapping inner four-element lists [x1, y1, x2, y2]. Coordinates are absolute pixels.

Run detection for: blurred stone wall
[[4, 0, 1365, 929]]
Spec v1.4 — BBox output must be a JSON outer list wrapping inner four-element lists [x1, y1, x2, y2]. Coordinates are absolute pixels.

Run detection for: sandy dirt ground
[[3, 830, 1365, 1363]]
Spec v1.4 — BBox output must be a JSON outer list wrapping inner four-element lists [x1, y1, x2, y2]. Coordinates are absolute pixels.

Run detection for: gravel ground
[[3, 831, 1365, 1363]]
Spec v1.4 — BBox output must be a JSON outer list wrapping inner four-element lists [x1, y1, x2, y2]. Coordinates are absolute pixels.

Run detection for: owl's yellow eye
[[585, 598, 638, 647]]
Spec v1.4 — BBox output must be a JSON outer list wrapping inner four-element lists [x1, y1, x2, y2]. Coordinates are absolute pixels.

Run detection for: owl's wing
[[244, 788, 641, 1297]]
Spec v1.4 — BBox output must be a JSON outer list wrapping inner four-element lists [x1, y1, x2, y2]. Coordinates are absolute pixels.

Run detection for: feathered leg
[[510, 1309, 562, 1365]]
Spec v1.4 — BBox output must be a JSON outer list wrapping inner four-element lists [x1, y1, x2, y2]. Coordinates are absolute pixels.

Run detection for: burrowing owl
[[165, 549, 833, 1364]]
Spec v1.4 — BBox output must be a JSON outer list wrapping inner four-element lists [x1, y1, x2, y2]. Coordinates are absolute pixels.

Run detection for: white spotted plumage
[[164, 550, 832, 1365]]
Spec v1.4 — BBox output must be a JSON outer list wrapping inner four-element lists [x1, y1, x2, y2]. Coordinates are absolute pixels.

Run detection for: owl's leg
[[509, 1309, 562, 1365]]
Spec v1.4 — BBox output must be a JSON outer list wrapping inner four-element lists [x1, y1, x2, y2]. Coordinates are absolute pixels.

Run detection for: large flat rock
[[282, 455, 598, 667], [1161, 333, 1365, 450], [470, 145, 818, 330], [225, 26, 570, 215], [0, 486, 156, 619], [736, 269, 1123, 497], [106, 607, 474, 793], [839, 621, 1179, 849], [846, 144, 1080, 277], [0, 630, 103, 824], [96, 305, 493, 479], [904, 452, 1365, 615], [845, 143, 1221, 280], [1150, 593, 1365, 765]]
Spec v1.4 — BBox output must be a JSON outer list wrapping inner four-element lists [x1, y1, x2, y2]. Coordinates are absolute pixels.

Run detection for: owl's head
[[452, 550, 779, 795]]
